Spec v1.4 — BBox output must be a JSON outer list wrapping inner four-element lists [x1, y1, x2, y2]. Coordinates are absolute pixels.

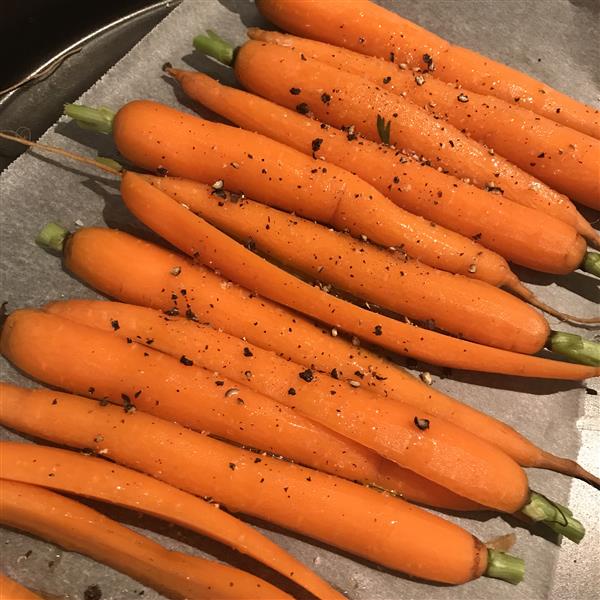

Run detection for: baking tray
[[0, 1, 598, 599]]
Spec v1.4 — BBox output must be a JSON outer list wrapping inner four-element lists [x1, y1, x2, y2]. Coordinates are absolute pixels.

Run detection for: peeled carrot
[[255, 0, 600, 140], [2, 308, 531, 512], [117, 172, 600, 374], [246, 29, 600, 210], [169, 67, 593, 290], [0, 441, 340, 600], [0, 573, 42, 600], [65, 101, 546, 284], [143, 173, 554, 350], [0, 384, 527, 585], [0, 479, 286, 599], [227, 39, 598, 244], [37, 226, 600, 476]]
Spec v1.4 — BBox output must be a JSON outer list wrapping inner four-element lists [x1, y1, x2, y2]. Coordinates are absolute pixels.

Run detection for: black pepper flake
[[215, 380, 225, 386], [52, 398, 58, 405], [296, 102, 310, 115], [300, 53, 307, 61], [185, 308, 199, 322], [243, 347, 254, 357], [414, 416, 430, 431], [180, 355, 194, 366], [457, 93, 469, 103], [393, 175, 400, 184], [389, 52, 395, 63], [254, 457, 262, 463], [156, 166, 169, 177], [321, 92, 331, 104], [485, 184, 504, 194], [330, 368, 340, 380], [84, 584, 103, 600], [211, 188, 227, 199], [99, 398, 109, 406], [111, 319, 120, 331], [311, 138, 323, 152], [122, 394, 136, 413], [228, 462, 236, 470], [299, 368, 314, 382], [288, 387, 297, 395], [373, 324, 383, 336], [245, 238, 256, 251], [289, 87, 301, 95], [423, 53, 432, 65], [537, 152, 545, 158], [373, 372, 388, 381], [126, 337, 133, 344], [164, 307, 179, 317], [383, 76, 392, 84]]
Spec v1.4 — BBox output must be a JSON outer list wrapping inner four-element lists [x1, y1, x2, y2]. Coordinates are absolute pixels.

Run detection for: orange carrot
[[41, 226, 600, 473], [2, 308, 531, 512], [0, 573, 42, 600], [115, 172, 599, 376], [0, 384, 526, 585], [0, 308, 472, 511], [255, 0, 600, 140], [246, 29, 600, 210], [0, 441, 340, 600], [169, 67, 592, 285], [66, 101, 548, 281], [143, 173, 554, 351], [228, 39, 598, 243], [0, 479, 287, 599]]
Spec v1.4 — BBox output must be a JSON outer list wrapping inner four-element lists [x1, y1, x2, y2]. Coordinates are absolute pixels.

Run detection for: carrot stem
[[35, 222, 70, 254], [548, 332, 600, 367], [520, 491, 585, 543], [485, 549, 524, 585], [64, 103, 115, 134], [582, 252, 600, 277], [193, 31, 236, 66]]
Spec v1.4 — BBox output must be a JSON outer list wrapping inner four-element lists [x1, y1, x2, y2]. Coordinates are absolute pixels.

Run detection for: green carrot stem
[[582, 252, 600, 277], [36, 223, 70, 254], [521, 491, 585, 544], [484, 549, 524, 585], [64, 104, 115, 135], [193, 31, 236, 66], [548, 332, 600, 367]]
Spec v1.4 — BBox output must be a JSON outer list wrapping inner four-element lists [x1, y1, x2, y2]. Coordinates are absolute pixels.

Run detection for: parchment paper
[[1, 1, 598, 599]]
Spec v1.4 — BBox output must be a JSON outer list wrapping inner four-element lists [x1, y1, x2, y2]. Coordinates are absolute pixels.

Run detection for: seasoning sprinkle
[[180, 355, 194, 366], [299, 368, 314, 382], [225, 388, 239, 398], [296, 102, 310, 115], [349, 380, 361, 388], [457, 93, 469, 103], [321, 92, 331, 104], [373, 324, 383, 336], [289, 87, 301, 95], [468, 264, 478, 273], [212, 179, 224, 190], [331, 327, 338, 337], [351, 336, 361, 347], [243, 347, 253, 357], [383, 76, 392, 84], [330, 368, 340, 380], [311, 138, 323, 152], [169, 266, 181, 276], [414, 417, 430, 431], [288, 387, 297, 396], [414, 75, 425, 86], [110, 319, 120, 331], [419, 371, 433, 385]]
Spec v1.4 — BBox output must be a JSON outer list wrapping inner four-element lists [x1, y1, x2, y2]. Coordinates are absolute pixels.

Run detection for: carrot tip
[[521, 491, 585, 544], [36, 222, 70, 254], [537, 451, 600, 490], [484, 549, 524, 584]]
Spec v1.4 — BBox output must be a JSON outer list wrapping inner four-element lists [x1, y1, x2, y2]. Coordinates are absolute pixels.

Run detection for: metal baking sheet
[[1, 1, 598, 598]]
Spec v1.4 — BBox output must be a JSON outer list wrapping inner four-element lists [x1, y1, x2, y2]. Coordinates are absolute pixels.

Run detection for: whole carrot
[[0, 384, 527, 585], [34, 225, 600, 477], [116, 172, 599, 372], [168, 67, 595, 289], [221, 39, 599, 243], [64, 100, 547, 283], [0, 440, 340, 600], [246, 29, 600, 210], [0, 574, 42, 600], [143, 173, 556, 350], [255, 0, 600, 140], [1, 308, 532, 513], [1, 479, 287, 599]]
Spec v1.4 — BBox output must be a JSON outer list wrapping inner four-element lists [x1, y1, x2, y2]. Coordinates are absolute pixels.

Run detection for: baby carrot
[[0, 574, 42, 600], [0, 441, 340, 600], [246, 29, 600, 210], [64, 101, 552, 281], [0, 479, 286, 599], [1, 308, 531, 512], [168, 67, 593, 287], [37, 225, 600, 476], [255, 0, 600, 140], [0, 384, 526, 585], [224, 39, 599, 243], [116, 172, 599, 373]]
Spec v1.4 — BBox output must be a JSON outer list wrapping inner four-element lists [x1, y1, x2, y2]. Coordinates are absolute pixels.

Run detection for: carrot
[[36, 225, 600, 478], [0, 441, 340, 600], [64, 101, 556, 284], [142, 173, 558, 351], [0, 479, 287, 599], [246, 29, 600, 211], [1, 308, 533, 512], [255, 0, 600, 140], [224, 39, 599, 245], [0, 383, 528, 585], [117, 172, 600, 373], [168, 68, 594, 291], [0, 573, 42, 600], [0, 308, 473, 512]]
